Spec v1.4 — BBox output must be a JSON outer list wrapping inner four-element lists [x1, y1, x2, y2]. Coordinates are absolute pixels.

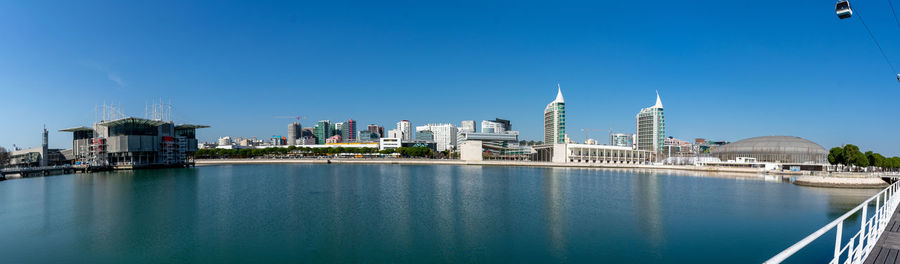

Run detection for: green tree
[[851, 152, 869, 168], [828, 147, 844, 165], [842, 144, 864, 167], [0, 146, 11, 166]]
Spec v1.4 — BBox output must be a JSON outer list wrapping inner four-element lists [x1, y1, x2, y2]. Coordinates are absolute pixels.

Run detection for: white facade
[[415, 123, 458, 152], [460, 120, 476, 133], [379, 138, 401, 150], [565, 143, 652, 164], [218, 136, 232, 146], [636, 92, 665, 153], [481, 120, 506, 134], [396, 120, 412, 141], [387, 129, 402, 139], [544, 84, 566, 144], [459, 140, 483, 161]]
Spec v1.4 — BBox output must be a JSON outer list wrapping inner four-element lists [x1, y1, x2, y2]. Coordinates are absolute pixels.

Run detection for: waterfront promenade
[[866, 205, 900, 264]]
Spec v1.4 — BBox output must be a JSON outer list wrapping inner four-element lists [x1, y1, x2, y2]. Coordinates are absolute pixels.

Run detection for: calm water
[[0, 164, 879, 263]]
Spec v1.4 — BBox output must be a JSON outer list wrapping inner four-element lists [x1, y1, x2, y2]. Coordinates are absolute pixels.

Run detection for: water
[[0, 164, 880, 263]]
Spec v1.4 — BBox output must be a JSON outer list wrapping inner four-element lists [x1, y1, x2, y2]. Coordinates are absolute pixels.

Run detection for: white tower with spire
[[636, 91, 666, 153], [544, 83, 566, 144]]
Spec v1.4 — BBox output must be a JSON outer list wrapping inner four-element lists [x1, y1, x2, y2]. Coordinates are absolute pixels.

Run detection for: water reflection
[[632, 171, 665, 251]]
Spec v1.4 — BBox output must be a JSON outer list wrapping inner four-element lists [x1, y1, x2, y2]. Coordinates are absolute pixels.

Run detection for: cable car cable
[[889, 0, 900, 29], [856, 11, 898, 73]]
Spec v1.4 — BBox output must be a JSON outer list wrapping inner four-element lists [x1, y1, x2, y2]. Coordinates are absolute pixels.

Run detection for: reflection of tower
[[543, 168, 567, 258], [633, 172, 664, 247], [40, 125, 48, 167]]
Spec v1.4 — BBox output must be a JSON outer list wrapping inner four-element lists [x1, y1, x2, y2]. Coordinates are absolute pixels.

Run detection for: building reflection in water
[[632, 171, 665, 250], [542, 168, 568, 259]]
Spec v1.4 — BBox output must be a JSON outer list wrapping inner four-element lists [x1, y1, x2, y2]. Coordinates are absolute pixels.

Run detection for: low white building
[[379, 138, 401, 151], [565, 143, 653, 164]]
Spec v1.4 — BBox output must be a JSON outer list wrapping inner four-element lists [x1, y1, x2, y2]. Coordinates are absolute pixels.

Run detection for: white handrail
[[765, 181, 900, 264]]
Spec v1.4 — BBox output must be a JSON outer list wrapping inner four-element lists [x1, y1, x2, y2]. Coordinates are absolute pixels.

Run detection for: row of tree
[[828, 144, 900, 169], [194, 146, 435, 159]]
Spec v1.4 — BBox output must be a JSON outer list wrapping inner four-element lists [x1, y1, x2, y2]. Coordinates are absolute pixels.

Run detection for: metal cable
[[889, 0, 900, 29], [856, 10, 898, 73]]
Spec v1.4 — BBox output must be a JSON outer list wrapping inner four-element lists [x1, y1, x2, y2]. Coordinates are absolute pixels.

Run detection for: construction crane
[[581, 128, 604, 143]]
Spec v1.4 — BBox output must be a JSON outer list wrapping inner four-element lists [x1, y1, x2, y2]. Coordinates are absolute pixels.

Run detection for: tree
[[843, 144, 865, 167], [851, 152, 869, 168], [828, 147, 844, 165], [0, 146, 9, 167]]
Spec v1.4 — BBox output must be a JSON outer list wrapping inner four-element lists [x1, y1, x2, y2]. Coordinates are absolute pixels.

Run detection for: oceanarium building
[[710, 136, 828, 164]]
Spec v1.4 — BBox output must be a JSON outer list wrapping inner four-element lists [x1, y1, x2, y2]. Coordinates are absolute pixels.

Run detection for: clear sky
[[2, 0, 900, 155]]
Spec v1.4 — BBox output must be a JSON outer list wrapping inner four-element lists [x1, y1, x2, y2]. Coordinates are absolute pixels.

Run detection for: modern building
[[482, 119, 508, 134], [397, 120, 412, 141], [636, 91, 665, 153], [60, 117, 208, 169], [218, 136, 233, 146], [379, 138, 401, 150], [367, 124, 383, 137], [563, 144, 653, 164], [8, 127, 71, 167], [663, 137, 694, 155], [343, 119, 356, 142], [710, 136, 828, 166], [270, 136, 286, 146], [609, 133, 635, 149], [458, 130, 530, 159], [357, 131, 380, 142], [460, 120, 476, 133], [544, 84, 566, 144], [326, 134, 343, 144], [416, 130, 434, 141], [314, 120, 331, 144], [333, 122, 346, 143], [415, 123, 458, 152], [287, 122, 301, 145], [387, 129, 402, 139]]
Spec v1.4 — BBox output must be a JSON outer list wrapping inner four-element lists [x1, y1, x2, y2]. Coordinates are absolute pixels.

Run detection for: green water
[[0, 164, 879, 263]]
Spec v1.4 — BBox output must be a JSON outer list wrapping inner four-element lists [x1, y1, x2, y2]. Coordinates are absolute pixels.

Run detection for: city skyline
[[2, 1, 900, 155]]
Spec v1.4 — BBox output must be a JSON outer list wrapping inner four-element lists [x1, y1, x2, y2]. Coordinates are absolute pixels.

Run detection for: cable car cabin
[[836, 0, 852, 19], [896, 74, 900, 82]]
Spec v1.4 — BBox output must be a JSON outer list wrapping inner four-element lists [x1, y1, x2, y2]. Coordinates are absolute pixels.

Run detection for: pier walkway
[[864, 205, 900, 264], [765, 180, 900, 264]]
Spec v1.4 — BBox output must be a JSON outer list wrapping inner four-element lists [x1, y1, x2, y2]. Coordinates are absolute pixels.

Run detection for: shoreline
[[196, 158, 779, 175], [195, 158, 892, 189]]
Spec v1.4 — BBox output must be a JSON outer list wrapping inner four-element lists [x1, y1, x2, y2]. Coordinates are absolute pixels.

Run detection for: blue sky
[[2, 0, 900, 155]]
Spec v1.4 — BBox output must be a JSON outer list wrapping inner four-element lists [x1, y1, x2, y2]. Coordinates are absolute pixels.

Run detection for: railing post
[[859, 205, 868, 262], [836, 222, 843, 262]]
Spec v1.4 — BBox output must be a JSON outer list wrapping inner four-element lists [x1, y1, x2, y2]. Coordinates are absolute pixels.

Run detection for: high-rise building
[[287, 122, 301, 145], [609, 133, 634, 148], [544, 84, 566, 144], [333, 122, 345, 143], [636, 91, 665, 153], [460, 120, 476, 133], [314, 120, 332, 145], [397, 120, 411, 141], [367, 124, 383, 137], [415, 123, 458, 152], [344, 119, 356, 142]]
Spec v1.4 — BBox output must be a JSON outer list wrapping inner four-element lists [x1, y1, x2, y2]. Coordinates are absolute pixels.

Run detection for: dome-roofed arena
[[710, 136, 828, 164]]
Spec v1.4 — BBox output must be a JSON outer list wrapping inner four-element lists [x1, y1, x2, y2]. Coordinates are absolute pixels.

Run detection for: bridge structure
[[765, 180, 900, 264], [0, 165, 85, 179]]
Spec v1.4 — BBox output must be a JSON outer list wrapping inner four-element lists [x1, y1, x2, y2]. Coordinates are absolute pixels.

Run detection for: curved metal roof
[[713, 136, 827, 154]]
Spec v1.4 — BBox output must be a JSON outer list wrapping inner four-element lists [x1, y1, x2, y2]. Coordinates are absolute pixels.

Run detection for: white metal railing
[[765, 180, 900, 264]]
